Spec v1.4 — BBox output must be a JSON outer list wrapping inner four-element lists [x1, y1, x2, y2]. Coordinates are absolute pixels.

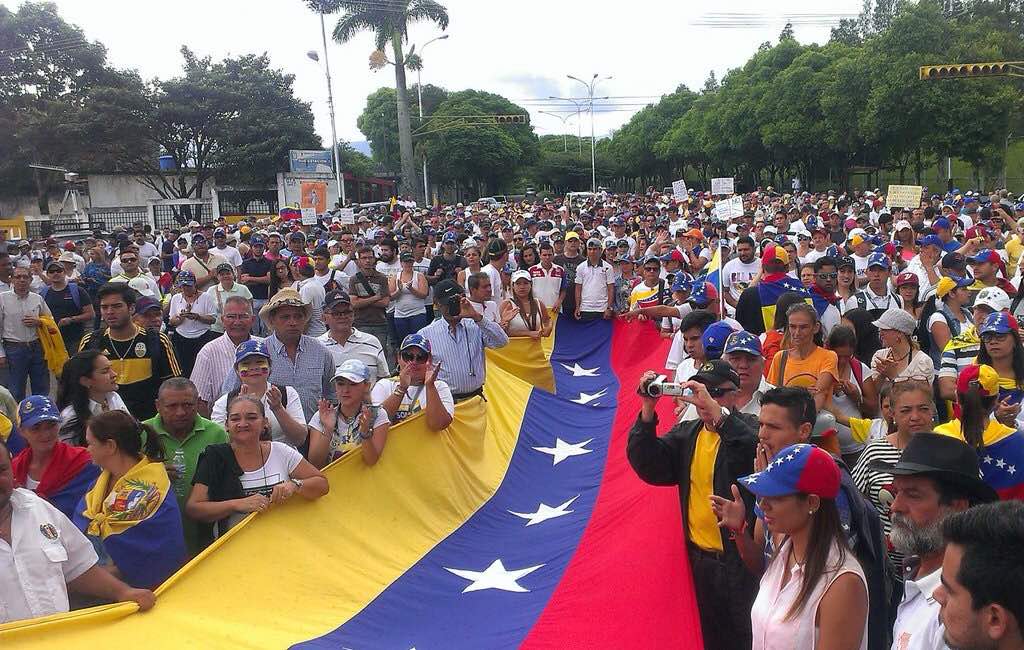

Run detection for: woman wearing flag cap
[[974, 312, 1024, 430], [11, 395, 100, 521], [370, 334, 453, 430], [167, 270, 218, 378], [741, 443, 869, 650]]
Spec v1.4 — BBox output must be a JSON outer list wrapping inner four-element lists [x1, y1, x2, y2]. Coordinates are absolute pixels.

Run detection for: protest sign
[[338, 208, 355, 225], [671, 179, 688, 200], [713, 196, 744, 220], [886, 185, 924, 209], [300, 208, 318, 225], [711, 177, 734, 195]]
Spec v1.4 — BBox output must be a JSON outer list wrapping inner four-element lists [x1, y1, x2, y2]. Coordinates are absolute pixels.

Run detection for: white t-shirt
[[370, 378, 455, 423], [213, 245, 243, 268], [210, 386, 304, 447], [58, 393, 129, 444], [310, 269, 351, 293], [470, 299, 499, 322], [169, 292, 217, 338], [574, 259, 615, 312], [308, 404, 390, 462], [721, 257, 761, 301], [480, 263, 504, 302], [219, 442, 303, 532]]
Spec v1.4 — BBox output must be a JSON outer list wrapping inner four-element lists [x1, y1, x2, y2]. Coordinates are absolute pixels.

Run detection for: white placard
[[711, 177, 735, 195], [338, 208, 355, 225], [300, 207, 318, 225], [671, 179, 688, 200], [713, 196, 744, 220], [886, 185, 924, 209]]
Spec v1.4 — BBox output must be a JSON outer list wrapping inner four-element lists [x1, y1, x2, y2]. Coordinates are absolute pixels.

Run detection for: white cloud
[[41, 0, 862, 146]]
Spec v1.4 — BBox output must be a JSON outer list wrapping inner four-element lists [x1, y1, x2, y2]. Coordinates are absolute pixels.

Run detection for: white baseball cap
[[975, 287, 1011, 313]]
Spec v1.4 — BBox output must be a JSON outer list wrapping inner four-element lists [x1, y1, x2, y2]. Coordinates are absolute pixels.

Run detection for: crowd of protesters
[[0, 187, 1023, 650]]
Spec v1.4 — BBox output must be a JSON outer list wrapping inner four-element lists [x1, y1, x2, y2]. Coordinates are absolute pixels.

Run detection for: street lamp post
[[307, 12, 345, 206], [415, 34, 449, 207], [538, 111, 575, 152], [549, 96, 586, 155], [568, 74, 612, 193]]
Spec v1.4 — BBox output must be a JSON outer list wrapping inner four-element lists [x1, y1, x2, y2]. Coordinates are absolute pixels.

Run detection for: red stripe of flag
[[522, 321, 704, 649]]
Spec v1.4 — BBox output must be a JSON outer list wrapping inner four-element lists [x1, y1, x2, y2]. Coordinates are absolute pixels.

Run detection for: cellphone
[[447, 295, 461, 317]]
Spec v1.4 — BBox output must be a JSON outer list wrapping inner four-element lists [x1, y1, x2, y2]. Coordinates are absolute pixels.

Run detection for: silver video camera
[[643, 374, 688, 398]]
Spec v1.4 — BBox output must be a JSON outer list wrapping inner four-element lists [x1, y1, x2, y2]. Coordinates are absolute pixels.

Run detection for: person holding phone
[[417, 280, 509, 403], [371, 335, 454, 430]]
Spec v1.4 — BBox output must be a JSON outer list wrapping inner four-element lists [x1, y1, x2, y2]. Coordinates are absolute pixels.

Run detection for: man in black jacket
[[627, 360, 759, 650]]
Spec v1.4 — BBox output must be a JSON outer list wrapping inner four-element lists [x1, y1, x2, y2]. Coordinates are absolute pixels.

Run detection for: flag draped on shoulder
[[74, 457, 185, 589], [12, 442, 100, 520], [758, 272, 808, 331]]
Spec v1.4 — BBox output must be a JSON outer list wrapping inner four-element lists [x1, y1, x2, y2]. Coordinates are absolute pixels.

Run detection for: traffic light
[[495, 114, 528, 124], [918, 62, 1022, 80]]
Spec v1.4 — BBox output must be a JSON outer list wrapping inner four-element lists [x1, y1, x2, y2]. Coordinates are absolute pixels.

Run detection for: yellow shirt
[[933, 418, 1016, 446], [688, 427, 723, 552]]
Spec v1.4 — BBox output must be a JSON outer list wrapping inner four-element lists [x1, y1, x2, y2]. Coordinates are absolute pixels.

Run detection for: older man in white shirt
[[0, 440, 155, 623]]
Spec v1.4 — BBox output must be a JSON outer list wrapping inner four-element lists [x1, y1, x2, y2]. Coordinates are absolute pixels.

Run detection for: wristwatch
[[290, 478, 304, 490]]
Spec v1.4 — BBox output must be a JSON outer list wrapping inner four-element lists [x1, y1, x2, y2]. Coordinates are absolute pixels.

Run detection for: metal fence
[[217, 191, 278, 217], [153, 202, 211, 231], [87, 207, 148, 233]]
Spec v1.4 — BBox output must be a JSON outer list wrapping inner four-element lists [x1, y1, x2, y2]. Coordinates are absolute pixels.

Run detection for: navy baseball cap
[[701, 322, 736, 360], [17, 396, 61, 429], [234, 340, 271, 366], [738, 443, 841, 499], [724, 331, 762, 356], [916, 234, 943, 248]]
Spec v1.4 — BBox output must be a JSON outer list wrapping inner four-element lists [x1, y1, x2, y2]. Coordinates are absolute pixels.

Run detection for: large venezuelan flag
[[0, 321, 700, 648]]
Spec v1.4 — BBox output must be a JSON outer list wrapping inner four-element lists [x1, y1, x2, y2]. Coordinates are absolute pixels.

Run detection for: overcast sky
[[43, 0, 862, 146]]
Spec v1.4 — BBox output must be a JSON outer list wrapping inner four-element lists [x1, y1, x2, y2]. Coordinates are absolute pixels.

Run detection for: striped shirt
[[221, 334, 334, 420], [317, 328, 390, 382], [851, 437, 903, 564], [938, 327, 980, 379], [418, 316, 509, 394], [190, 333, 264, 405]]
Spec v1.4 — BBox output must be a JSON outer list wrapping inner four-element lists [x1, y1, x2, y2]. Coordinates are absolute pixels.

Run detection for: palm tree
[[330, 0, 449, 204]]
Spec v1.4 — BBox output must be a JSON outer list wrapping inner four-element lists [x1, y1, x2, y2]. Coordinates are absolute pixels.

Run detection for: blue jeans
[[5, 340, 49, 403], [393, 313, 430, 347]]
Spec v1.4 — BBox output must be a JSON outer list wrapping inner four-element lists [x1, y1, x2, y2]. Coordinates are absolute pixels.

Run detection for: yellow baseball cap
[[565, 231, 581, 240]]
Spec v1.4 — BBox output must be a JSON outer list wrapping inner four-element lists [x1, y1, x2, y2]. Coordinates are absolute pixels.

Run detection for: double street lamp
[[567, 74, 612, 193], [537, 111, 576, 152]]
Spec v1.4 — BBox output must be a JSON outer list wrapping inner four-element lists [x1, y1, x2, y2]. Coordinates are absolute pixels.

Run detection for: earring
[[809, 510, 816, 515]]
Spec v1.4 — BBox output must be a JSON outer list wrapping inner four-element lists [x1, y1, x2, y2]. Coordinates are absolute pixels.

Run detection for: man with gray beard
[[869, 433, 998, 650]]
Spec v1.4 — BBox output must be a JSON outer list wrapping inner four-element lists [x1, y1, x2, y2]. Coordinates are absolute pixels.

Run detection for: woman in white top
[[457, 245, 483, 292], [864, 307, 935, 396], [500, 270, 552, 340], [206, 263, 252, 333], [738, 444, 868, 650], [388, 251, 429, 344], [56, 350, 130, 445], [187, 394, 328, 536], [370, 334, 454, 430], [167, 270, 218, 377], [210, 340, 306, 448], [308, 358, 389, 469]]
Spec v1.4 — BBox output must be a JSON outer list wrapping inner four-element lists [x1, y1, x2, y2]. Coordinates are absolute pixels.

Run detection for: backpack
[[40, 282, 82, 311]]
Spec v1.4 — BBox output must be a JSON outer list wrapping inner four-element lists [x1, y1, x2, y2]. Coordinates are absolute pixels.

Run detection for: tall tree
[[332, 0, 449, 204]]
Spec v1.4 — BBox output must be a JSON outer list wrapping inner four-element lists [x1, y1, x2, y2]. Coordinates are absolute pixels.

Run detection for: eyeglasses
[[401, 352, 429, 363], [643, 266, 660, 273], [46, 268, 64, 274], [982, 332, 1012, 342], [328, 309, 353, 318], [892, 375, 931, 384]]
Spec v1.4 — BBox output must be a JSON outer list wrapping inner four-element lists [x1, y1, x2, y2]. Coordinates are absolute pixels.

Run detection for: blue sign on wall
[[289, 150, 334, 173]]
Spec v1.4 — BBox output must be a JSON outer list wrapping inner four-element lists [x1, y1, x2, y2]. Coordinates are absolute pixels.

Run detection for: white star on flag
[[984, 455, 994, 464], [997, 458, 1007, 468], [571, 388, 607, 405], [509, 496, 579, 526], [533, 438, 594, 465], [444, 559, 544, 593], [560, 362, 600, 377], [1009, 465, 1017, 474]]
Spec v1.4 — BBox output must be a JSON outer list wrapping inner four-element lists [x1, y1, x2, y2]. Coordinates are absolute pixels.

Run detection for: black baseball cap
[[691, 360, 740, 388], [324, 290, 351, 308], [434, 279, 464, 302]]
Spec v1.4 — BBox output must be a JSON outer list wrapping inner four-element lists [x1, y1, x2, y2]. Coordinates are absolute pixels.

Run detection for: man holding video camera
[[627, 360, 759, 650], [418, 279, 508, 402]]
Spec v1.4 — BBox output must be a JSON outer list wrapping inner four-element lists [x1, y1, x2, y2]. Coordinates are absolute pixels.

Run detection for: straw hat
[[259, 288, 311, 325]]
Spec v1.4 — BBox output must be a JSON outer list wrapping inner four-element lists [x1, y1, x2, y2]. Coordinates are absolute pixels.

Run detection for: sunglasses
[[121, 257, 138, 263], [46, 268, 64, 274], [816, 272, 837, 280], [401, 351, 429, 363], [706, 386, 737, 398]]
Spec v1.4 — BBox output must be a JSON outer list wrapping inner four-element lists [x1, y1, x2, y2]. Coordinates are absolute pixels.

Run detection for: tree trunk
[[391, 33, 420, 205]]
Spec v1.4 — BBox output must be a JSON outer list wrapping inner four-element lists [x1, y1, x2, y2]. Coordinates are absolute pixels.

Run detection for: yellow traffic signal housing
[[919, 62, 1024, 79], [495, 115, 528, 124]]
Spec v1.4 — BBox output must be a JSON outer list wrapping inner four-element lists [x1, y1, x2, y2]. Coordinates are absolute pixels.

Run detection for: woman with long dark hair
[[744, 444, 868, 650], [761, 291, 810, 375], [268, 258, 294, 298], [840, 308, 882, 367], [74, 410, 185, 589], [57, 350, 130, 445], [500, 271, 552, 339], [974, 312, 1024, 429], [518, 243, 539, 270]]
